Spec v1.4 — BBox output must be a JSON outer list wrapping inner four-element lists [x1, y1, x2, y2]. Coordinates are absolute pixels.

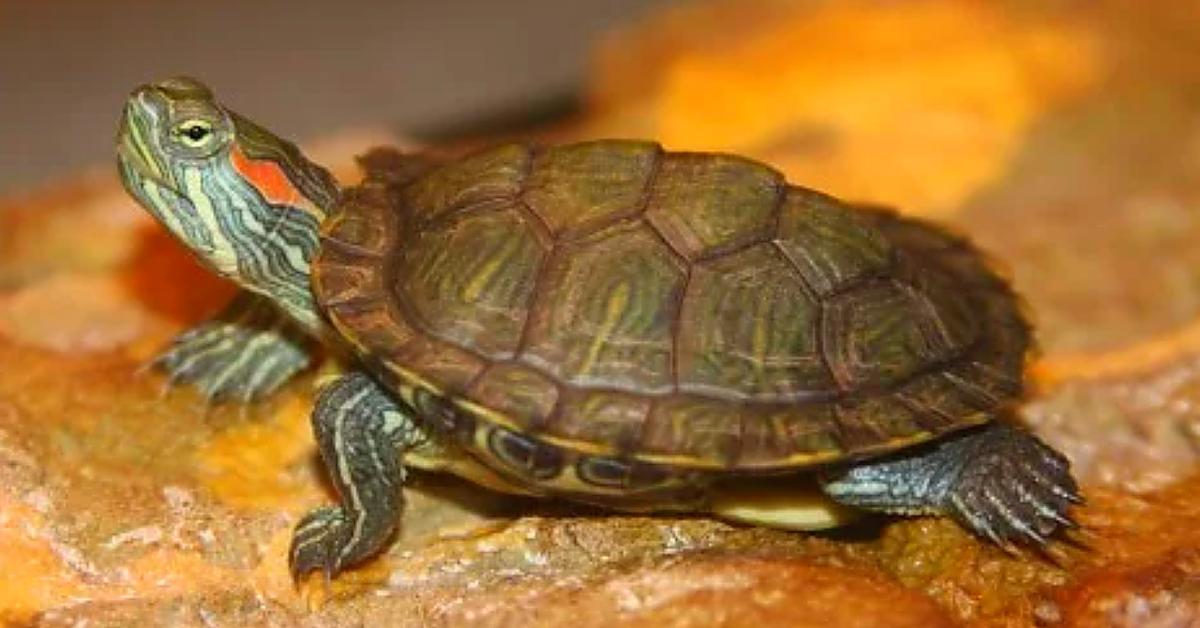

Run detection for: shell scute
[[822, 279, 971, 390], [545, 389, 651, 455], [894, 372, 994, 432], [835, 395, 927, 449], [387, 334, 485, 393], [522, 140, 660, 238], [521, 221, 684, 393], [644, 153, 783, 260], [677, 243, 831, 400], [469, 363, 560, 432], [775, 188, 894, 296], [322, 182, 391, 257], [641, 396, 743, 466], [736, 404, 842, 468], [402, 143, 531, 225], [398, 202, 546, 360]]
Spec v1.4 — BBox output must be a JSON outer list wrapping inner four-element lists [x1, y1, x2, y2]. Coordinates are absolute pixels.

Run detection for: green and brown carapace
[[117, 77, 1080, 583]]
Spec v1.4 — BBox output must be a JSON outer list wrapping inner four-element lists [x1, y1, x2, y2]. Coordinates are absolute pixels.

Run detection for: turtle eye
[[172, 119, 215, 148]]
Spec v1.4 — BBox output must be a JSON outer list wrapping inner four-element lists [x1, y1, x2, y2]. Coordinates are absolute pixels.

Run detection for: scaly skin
[[151, 292, 312, 403], [116, 77, 1080, 585], [821, 422, 1080, 548], [289, 372, 432, 579]]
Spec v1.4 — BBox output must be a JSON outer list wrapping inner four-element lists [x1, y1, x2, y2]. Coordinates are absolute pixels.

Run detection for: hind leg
[[819, 422, 1080, 546], [151, 292, 312, 402]]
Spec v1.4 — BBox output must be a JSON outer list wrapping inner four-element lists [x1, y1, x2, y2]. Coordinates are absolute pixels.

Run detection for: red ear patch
[[229, 145, 300, 206]]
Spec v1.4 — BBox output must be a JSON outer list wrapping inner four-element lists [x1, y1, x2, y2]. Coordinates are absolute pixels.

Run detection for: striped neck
[[116, 78, 339, 335]]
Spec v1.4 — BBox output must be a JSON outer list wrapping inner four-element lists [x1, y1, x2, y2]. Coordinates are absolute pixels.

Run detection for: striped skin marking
[[183, 166, 241, 276], [202, 317, 284, 395], [151, 291, 313, 403], [328, 384, 393, 569], [290, 370, 499, 579], [330, 385, 372, 566], [117, 79, 337, 337], [136, 178, 192, 249]]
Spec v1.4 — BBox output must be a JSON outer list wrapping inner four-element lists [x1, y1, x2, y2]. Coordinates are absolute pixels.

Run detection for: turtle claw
[[289, 506, 351, 583], [150, 307, 311, 405], [946, 426, 1081, 548]]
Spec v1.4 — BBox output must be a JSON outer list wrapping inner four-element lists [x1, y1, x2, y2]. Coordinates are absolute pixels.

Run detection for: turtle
[[115, 77, 1080, 582]]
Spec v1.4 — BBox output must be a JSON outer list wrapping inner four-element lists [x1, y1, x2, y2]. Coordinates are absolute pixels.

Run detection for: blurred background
[[0, 0, 675, 195]]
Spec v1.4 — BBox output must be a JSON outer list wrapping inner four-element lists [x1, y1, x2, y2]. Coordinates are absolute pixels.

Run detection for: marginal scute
[[641, 397, 743, 466], [522, 221, 684, 393], [398, 202, 545, 360], [775, 188, 894, 296], [468, 364, 560, 432], [322, 181, 391, 256], [402, 143, 531, 225], [962, 289, 1031, 378], [834, 395, 926, 450], [645, 153, 782, 260], [522, 140, 660, 238], [314, 263, 379, 308], [547, 389, 651, 454], [946, 359, 1023, 407], [389, 334, 485, 393], [677, 244, 832, 399], [894, 372, 993, 432], [737, 404, 842, 468], [327, 300, 411, 357]]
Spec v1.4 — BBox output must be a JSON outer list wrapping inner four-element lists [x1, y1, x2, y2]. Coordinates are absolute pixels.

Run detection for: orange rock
[[0, 274, 150, 353], [0, 495, 91, 624], [438, 554, 955, 628], [195, 394, 322, 512]]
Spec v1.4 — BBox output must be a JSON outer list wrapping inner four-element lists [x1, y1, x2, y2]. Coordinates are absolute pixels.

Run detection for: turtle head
[[117, 77, 337, 331]]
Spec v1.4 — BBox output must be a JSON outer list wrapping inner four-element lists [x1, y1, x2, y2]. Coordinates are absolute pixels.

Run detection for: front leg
[[820, 422, 1081, 548], [289, 371, 431, 581], [151, 292, 312, 403]]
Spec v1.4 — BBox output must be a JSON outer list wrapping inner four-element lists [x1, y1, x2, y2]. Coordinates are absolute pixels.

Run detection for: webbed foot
[[150, 292, 311, 403], [821, 422, 1080, 548]]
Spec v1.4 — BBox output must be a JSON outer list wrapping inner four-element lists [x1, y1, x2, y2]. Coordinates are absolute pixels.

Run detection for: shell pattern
[[314, 141, 1030, 498]]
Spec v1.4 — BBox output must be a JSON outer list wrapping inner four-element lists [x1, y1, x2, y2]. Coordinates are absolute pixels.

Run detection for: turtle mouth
[[117, 97, 178, 194]]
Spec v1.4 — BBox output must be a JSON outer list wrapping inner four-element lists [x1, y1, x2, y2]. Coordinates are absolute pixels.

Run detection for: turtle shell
[[314, 140, 1030, 480]]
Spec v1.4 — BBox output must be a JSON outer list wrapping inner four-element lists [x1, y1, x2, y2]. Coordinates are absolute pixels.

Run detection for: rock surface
[[4, 1, 1200, 626]]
